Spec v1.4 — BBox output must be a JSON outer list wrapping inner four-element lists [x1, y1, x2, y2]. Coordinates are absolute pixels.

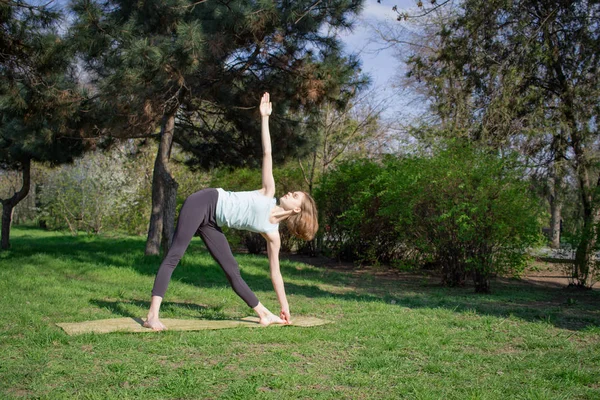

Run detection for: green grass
[[1, 227, 600, 399]]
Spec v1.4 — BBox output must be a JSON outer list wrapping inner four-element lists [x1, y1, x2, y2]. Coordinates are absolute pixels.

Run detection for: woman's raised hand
[[260, 92, 272, 117]]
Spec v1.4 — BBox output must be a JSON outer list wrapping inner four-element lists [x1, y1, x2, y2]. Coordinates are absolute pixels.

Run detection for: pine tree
[[69, 0, 367, 255], [0, 1, 87, 249]]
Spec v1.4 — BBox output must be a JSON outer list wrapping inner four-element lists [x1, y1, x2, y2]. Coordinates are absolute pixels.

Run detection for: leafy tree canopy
[[69, 0, 369, 168]]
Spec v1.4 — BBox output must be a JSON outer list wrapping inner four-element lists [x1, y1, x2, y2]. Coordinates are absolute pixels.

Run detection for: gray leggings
[[151, 188, 259, 308]]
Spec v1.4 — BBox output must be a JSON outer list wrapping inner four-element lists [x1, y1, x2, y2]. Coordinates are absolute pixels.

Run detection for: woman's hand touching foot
[[254, 302, 289, 326]]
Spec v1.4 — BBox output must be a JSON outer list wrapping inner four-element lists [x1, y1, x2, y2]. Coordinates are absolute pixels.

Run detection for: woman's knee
[[163, 251, 184, 267]]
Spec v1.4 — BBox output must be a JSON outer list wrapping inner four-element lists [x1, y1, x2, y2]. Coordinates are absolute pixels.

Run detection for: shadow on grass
[[8, 229, 600, 332], [90, 299, 231, 320]]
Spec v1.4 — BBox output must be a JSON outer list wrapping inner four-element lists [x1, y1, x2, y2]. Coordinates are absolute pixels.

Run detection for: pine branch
[[2, 0, 57, 11], [398, 0, 453, 20], [173, 0, 209, 11], [295, 0, 322, 25]]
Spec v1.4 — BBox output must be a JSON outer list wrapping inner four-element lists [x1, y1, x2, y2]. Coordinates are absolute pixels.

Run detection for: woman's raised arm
[[259, 92, 276, 198]]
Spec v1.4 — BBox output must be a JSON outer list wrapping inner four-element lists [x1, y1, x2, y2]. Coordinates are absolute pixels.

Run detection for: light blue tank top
[[215, 188, 279, 233]]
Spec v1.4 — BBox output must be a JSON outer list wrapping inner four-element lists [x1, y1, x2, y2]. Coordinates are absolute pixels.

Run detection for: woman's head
[[280, 191, 319, 241]]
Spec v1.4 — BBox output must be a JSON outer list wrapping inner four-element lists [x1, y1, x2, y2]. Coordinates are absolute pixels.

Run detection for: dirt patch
[[522, 260, 599, 290], [281, 253, 355, 270], [283, 253, 599, 290], [5, 388, 34, 398], [282, 253, 437, 283]]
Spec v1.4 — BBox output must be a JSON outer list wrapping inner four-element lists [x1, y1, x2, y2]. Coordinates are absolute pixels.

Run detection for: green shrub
[[381, 142, 543, 292], [317, 141, 544, 292], [315, 159, 404, 264]]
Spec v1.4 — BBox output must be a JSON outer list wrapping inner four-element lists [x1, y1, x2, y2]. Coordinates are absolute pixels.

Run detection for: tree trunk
[[473, 269, 490, 294], [573, 209, 597, 288], [440, 249, 466, 287], [549, 174, 562, 249], [549, 199, 561, 249], [549, 43, 595, 287], [571, 132, 597, 288], [0, 158, 31, 250], [161, 177, 178, 255], [145, 113, 178, 256]]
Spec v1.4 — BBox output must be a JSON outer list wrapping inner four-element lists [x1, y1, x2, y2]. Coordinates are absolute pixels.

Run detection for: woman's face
[[280, 191, 305, 213]]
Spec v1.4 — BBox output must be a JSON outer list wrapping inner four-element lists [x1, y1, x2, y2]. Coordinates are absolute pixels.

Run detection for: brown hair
[[286, 191, 319, 241]]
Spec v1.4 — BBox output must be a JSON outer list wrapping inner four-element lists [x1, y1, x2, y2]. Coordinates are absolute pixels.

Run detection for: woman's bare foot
[[144, 296, 166, 331], [259, 313, 286, 327], [254, 302, 286, 326], [143, 317, 167, 331]]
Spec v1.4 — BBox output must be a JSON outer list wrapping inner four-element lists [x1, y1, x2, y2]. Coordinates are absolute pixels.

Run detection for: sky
[[337, 0, 424, 119], [338, 1, 413, 86]]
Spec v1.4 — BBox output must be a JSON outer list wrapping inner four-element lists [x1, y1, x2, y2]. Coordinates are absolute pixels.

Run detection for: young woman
[[143, 92, 318, 331]]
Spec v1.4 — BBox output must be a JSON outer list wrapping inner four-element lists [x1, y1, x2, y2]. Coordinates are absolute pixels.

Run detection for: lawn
[[1, 227, 599, 399]]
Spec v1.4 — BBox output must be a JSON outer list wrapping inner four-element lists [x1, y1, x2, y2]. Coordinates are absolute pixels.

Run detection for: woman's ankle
[[252, 302, 270, 318], [147, 296, 163, 320]]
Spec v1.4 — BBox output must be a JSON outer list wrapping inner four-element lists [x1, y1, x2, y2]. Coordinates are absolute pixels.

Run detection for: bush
[[40, 150, 140, 234], [315, 159, 405, 264], [317, 141, 544, 292], [384, 142, 543, 292]]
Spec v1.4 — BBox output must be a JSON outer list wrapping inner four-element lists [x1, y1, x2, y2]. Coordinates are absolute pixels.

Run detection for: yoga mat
[[56, 316, 332, 335]]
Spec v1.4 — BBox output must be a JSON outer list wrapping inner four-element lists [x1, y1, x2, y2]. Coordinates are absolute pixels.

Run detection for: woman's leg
[[145, 189, 216, 331], [198, 225, 259, 308], [198, 226, 285, 326]]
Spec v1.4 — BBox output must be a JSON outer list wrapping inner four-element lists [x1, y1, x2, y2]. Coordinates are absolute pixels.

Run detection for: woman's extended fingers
[[260, 92, 272, 116], [280, 309, 291, 324]]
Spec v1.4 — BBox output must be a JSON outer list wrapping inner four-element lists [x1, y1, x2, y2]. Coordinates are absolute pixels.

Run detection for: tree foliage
[[69, 0, 368, 255], [0, 1, 88, 248], [399, 0, 600, 287], [297, 88, 391, 194], [69, 0, 368, 163]]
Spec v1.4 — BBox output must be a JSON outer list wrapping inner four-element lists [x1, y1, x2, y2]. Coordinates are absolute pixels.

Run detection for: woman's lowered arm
[[262, 231, 290, 324]]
